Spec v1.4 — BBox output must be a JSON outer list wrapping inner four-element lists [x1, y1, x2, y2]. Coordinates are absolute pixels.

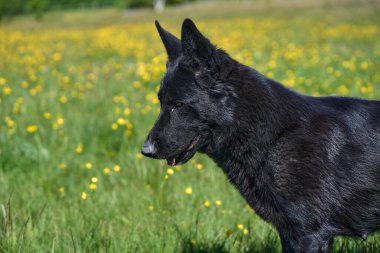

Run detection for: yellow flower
[[30, 88, 37, 96], [243, 229, 249, 235], [0, 77, 6, 85], [113, 165, 121, 172], [2, 87, 11, 95], [337, 85, 349, 96], [43, 112, 52, 119], [360, 61, 369, 70], [63, 76, 70, 84], [114, 107, 121, 114], [16, 97, 23, 104], [26, 125, 38, 133], [204, 200, 211, 207], [59, 95, 68, 104], [136, 153, 143, 160], [59, 187, 65, 193], [90, 183, 97, 190], [133, 81, 141, 89], [125, 120, 133, 130], [148, 205, 154, 211], [91, 177, 98, 183], [215, 200, 222, 206], [113, 95, 122, 103], [117, 117, 126, 125], [21, 81, 29, 88], [196, 163, 203, 170], [237, 224, 244, 230], [85, 162, 92, 169], [88, 73, 95, 81], [29, 74, 37, 82], [167, 168, 174, 175], [367, 85, 373, 93], [59, 163, 66, 170], [6, 117, 15, 128], [103, 167, 110, 174], [75, 144, 83, 153], [185, 187, 193, 195], [124, 108, 131, 115], [268, 60, 276, 68], [57, 117, 64, 125], [111, 123, 118, 130], [52, 52, 62, 62], [283, 78, 295, 87], [81, 192, 87, 200], [12, 104, 19, 114]]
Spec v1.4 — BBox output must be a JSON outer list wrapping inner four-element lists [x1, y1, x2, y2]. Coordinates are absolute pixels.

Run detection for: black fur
[[142, 19, 380, 253]]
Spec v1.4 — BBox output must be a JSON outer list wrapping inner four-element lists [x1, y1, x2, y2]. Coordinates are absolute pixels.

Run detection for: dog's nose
[[141, 140, 157, 157]]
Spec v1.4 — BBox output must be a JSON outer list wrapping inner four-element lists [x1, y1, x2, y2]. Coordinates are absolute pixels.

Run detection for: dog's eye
[[171, 101, 184, 111]]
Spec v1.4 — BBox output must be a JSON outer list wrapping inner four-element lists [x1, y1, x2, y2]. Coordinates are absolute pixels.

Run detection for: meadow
[[0, 0, 379, 252]]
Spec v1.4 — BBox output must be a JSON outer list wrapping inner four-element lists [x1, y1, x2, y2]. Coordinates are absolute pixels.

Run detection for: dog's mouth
[[166, 135, 201, 166]]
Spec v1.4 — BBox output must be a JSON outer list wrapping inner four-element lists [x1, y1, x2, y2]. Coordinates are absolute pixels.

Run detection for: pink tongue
[[171, 158, 176, 166]]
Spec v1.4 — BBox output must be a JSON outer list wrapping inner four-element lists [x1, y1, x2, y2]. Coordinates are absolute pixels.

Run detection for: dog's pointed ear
[[155, 20, 181, 62], [181, 18, 215, 61]]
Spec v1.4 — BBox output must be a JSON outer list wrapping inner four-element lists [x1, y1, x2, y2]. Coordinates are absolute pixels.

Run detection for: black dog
[[141, 19, 380, 253]]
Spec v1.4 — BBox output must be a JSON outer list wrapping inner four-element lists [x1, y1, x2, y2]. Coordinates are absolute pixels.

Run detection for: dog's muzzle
[[141, 140, 157, 158]]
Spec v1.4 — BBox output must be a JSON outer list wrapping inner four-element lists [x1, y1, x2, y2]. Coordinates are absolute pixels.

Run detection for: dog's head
[[141, 19, 236, 166]]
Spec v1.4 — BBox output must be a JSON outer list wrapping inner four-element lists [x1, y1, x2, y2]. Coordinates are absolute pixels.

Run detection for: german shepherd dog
[[141, 19, 380, 252]]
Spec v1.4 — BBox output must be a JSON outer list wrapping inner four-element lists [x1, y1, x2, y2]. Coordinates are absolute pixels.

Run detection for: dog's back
[[266, 95, 380, 239]]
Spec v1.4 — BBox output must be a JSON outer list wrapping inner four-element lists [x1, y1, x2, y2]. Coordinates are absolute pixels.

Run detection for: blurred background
[[0, 0, 379, 252]]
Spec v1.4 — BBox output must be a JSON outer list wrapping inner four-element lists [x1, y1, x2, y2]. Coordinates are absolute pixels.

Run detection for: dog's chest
[[216, 154, 287, 225], [207, 136, 293, 226]]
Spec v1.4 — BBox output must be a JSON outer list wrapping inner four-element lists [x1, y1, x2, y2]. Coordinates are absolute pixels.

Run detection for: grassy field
[[0, 0, 379, 252]]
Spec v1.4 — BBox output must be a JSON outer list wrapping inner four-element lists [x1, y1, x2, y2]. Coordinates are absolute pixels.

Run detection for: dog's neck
[[202, 63, 306, 213]]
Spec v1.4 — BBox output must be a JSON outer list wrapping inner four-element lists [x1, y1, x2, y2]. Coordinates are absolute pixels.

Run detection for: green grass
[[0, 0, 379, 252]]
